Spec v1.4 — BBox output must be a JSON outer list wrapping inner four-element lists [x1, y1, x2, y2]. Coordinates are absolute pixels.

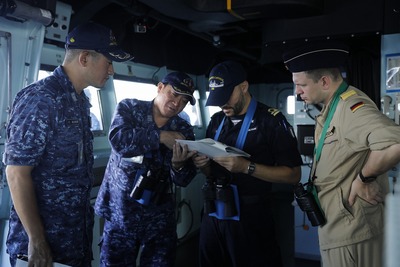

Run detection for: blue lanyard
[[214, 97, 257, 150]]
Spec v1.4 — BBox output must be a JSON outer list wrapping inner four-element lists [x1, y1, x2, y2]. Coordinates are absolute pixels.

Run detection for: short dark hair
[[305, 68, 342, 83]]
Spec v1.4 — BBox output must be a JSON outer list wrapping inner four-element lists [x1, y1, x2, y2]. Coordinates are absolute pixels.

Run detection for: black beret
[[282, 41, 349, 72]]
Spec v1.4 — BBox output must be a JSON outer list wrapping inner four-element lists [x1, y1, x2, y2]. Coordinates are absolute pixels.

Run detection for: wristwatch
[[359, 170, 377, 183], [172, 165, 184, 172], [247, 162, 256, 175]]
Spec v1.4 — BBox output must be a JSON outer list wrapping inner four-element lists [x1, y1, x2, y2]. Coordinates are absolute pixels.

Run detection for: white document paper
[[16, 258, 71, 267], [176, 138, 250, 158]]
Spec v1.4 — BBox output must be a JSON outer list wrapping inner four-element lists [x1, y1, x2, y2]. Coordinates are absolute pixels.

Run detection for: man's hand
[[192, 153, 211, 176], [212, 156, 248, 173], [160, 131, 185, 149], [28, 238, 52, 267], [171, 143, 196, 170], [348, 177, 384, 206], [192, 153, 210, 169]]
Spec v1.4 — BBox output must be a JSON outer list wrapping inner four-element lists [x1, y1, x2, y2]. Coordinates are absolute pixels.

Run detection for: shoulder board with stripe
[[340, 89, 357, 100], [267, 107, 281, 116]]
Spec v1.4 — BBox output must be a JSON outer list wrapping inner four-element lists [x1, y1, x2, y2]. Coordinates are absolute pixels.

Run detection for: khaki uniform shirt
[[313, 85, 400, 250]]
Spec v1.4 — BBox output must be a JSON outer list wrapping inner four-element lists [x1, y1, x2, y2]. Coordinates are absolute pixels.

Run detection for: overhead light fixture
[[0, 0, 55, 26]]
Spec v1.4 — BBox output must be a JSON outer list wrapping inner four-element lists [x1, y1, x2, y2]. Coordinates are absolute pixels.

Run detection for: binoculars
[[293, 182, 326, 226], [202, 176, 237, 218]]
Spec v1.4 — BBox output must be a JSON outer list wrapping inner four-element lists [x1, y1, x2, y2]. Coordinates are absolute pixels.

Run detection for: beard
[[228, 90, 246, 115]]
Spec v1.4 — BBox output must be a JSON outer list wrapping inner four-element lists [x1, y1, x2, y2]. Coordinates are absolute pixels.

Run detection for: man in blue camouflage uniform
[[193, 61, 303, 267], [94, 71, 198, 267], [3, 22, 132, 267]]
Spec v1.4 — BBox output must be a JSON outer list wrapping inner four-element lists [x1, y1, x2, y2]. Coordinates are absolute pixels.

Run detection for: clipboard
[[176, 138, 250, 158]]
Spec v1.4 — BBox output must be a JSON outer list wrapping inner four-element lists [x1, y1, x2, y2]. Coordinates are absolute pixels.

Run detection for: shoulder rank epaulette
[[267, 107, 281, 116], [340, 89, 356, 100]]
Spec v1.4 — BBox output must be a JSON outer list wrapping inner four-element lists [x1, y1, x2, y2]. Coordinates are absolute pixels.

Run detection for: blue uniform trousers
[[99, 201, 177, 267], [199, 197, 283, 267]]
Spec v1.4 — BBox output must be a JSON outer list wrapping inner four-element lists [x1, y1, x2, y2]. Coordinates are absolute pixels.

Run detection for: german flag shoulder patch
[[340, 90, 357, 100], [350, 101, 365, 112]]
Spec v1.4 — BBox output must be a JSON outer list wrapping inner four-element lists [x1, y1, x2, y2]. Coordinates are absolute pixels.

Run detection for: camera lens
[[293, 183, 306, 197], [293, 183, 326, 226]]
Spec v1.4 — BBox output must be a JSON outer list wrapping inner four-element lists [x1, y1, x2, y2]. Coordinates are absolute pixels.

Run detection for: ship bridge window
[[84, 87, 104, 132], [37, 70, 105, 133], [206, 91, 220, 118], [114, 79, 202, 127], [287, 95, 295, 115]]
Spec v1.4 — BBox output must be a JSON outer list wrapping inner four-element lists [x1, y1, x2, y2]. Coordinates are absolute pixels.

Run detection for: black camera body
[[294, 183, 326, 226], [151, 169, 170, 205], [130, 170, 156, 200], [130, 168, 170, 205]]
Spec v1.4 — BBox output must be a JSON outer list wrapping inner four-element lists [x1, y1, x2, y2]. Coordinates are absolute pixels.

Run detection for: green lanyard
[[314, 81, 348, 163], [308, 81, 348, 219]]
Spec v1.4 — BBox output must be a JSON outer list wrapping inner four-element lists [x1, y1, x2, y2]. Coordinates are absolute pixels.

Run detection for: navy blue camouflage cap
[[283, 41, 349, 72], [65, 22, 133, 62], [162, 72, 196, 105], [206, 61, 247, 106]]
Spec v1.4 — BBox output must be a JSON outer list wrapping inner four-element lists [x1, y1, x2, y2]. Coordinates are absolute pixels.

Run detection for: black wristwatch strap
[[359, 170, 377, 183]]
